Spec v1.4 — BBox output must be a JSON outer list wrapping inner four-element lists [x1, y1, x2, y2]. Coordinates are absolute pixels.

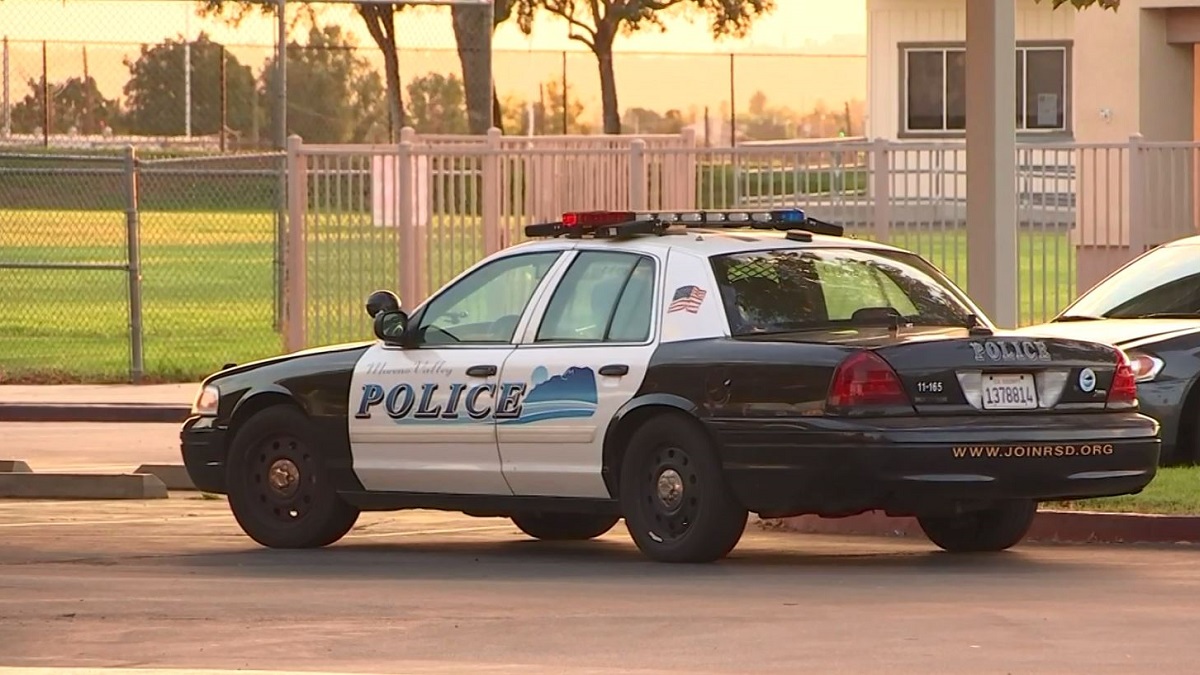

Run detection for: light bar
[[522, 209, 845, 239]]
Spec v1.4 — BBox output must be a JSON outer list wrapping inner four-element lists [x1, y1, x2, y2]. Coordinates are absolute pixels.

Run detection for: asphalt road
[[3, 496, 1200, 674], [4, 421, 1200, 673]]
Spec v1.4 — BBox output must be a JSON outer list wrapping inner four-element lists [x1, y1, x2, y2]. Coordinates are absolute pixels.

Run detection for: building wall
[[866, 0, 1074, 140]]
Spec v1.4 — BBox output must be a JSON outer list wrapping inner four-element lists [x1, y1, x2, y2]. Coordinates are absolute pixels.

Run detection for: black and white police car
[[182, 209, 1161, 563]]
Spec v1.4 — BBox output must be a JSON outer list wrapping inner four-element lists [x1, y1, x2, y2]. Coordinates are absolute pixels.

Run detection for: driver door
[[348, 251, 565, 496]]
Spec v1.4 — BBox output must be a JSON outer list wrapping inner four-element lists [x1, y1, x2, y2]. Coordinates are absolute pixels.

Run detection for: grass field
[[1, 208, 1079, 383], [1046, 466, 1200, 515]]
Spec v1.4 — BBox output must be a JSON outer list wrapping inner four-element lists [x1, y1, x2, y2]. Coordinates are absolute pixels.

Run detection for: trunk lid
[[734, 326, 1125, 414], [871, 331, 1122, 414]]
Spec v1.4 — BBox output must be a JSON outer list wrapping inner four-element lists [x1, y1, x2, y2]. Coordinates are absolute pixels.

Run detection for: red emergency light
[[562, 211, 637, 228]]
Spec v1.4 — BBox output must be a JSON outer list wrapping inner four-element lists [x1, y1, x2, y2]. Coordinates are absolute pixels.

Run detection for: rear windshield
[[709, 247, 979, 335]]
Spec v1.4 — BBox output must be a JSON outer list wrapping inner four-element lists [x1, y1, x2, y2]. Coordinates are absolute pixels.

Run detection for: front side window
[[414, 251, 561, 346], [535, 251, 656, 343], [1058, 244, 1200, 320], [710, 247, 979, 336]]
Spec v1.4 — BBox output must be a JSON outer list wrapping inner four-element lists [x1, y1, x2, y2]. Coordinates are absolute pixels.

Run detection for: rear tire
[[225, 405, 360, 549], [511, 512, 619, 541], [618, 414, 747, 563], [917, 500, 1037, 553]]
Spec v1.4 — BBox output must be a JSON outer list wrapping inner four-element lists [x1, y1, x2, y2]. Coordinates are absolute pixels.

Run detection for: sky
[[0, 0, 869, 125]]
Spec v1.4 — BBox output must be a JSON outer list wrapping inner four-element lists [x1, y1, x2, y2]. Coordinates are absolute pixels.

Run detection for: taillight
[[826, 351, 913, 413], [1106, 349, 1138, 409]]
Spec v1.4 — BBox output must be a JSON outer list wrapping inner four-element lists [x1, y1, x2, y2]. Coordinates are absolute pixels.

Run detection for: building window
[[901, 44, 1069, 135]]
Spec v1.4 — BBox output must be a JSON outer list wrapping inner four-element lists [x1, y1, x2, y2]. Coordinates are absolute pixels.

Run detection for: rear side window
[[709, 247, 977, 335]]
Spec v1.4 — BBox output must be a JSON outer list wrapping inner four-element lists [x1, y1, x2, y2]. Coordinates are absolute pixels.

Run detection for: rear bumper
[[180, 416, 228, 494], [709, 412, 1161, 518]]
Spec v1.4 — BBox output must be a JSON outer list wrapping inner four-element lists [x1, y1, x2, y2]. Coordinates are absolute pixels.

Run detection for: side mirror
[[365, 289, 401, 318], [373, 310, 409, 344]]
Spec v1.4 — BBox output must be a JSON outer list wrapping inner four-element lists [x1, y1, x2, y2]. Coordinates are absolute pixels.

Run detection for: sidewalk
[[0, 383, 198, 422]]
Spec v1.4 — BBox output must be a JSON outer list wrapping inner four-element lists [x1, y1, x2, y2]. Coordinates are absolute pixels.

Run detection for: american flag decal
[[668, 285, 707, 314]]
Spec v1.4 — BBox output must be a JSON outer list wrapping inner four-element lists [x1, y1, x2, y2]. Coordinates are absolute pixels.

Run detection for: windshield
[[709, 247, 984, 335], [1058, 243, 1200, 320]]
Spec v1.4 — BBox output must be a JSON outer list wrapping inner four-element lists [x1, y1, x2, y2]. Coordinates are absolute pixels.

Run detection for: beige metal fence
[[283, 132, 1200, 352]]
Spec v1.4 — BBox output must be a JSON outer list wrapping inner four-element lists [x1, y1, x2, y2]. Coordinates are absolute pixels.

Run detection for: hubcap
[[251, 435, 317, 524], [656, 469, 684, 510], [642, 445, 700, 542], [267, 458, 300, 497]]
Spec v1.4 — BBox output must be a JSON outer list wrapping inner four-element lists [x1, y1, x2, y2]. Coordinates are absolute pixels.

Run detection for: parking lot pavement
[[3, 499, 1200, 674], [0, 422, 181, 473]]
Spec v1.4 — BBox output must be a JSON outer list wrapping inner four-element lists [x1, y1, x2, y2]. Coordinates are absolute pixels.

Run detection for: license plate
[[981, 373, 1038, 410]]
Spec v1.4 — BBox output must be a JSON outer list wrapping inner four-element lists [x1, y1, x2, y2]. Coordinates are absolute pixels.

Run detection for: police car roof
[[510, 227, 907, 259]]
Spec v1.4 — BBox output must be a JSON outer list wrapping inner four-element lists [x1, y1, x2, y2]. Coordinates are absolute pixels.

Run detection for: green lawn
[[1, 208, 1079, 383], [1045, 467, 1200, 515]]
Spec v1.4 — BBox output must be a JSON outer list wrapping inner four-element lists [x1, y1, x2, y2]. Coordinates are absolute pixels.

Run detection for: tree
[[201, 1, 520, 138], [9, 75, 121, 136], [200, 1, 409, 141], [407, 73, 470, 134], [121, 32, 256, 138], [260, 24, 387, 143], [499, 80, 591, 135], [452, 0, 523, 133], [622, 107, 684, 134], [514, 0, 774, 134]]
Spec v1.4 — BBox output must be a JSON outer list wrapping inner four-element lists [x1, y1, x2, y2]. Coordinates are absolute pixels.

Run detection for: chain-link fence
[[0, 0, 866, 151], [0, 148, 286, 383]]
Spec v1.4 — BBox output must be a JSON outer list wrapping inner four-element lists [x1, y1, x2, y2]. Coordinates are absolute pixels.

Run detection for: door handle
[[599, 364, 629, 377], [466, 365, 497, 377]]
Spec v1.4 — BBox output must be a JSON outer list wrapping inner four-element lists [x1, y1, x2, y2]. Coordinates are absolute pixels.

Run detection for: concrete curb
[[0, 472, 168, 499], [134, 463, 197, 490], [0, 460, 33, 473], [763, 509, 1200, 545], [0, 403, 190, 423]]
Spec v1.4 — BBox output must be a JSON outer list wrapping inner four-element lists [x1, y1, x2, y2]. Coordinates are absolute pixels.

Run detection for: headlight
[[1127, 353, 1165, 383], [191, 384, 220, 416]]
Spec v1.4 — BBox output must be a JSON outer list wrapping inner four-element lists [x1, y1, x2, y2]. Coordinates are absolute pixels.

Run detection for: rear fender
[[601, 393, 708, 498]]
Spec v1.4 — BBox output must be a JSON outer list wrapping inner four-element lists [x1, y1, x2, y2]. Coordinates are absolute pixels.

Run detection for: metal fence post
[[284, 135, 307, 352], [1128, 134, 1146, 255], [123, 145, 145, 383], [872, 138, 891, 242], [482, 127, 502, 255], [629, 138, 647, 211], [2, 37, 10, 139]]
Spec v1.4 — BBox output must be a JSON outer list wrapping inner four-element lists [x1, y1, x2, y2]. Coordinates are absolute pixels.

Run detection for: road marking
[[345, 524, 516, 539], [0, 515, 234, 529], [0, 665, 687, 675]]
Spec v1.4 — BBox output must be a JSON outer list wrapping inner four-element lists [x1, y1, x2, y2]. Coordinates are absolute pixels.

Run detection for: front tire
[[618, 414, 748, 563], [917, 500, 1037, 553], [225, 405, 360, 549], [511, 512, 619, 541]]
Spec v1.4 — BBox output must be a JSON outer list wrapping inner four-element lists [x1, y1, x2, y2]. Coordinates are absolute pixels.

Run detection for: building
[[864, 0, 1200, 292]]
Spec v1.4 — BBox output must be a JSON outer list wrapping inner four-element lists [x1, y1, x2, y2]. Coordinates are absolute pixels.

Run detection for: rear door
[[495, 249, 663, 499]]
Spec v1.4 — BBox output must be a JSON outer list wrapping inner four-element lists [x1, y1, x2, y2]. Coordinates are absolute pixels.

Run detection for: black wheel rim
[[641, 444, 700, 544], [248, 433, 318, 525]]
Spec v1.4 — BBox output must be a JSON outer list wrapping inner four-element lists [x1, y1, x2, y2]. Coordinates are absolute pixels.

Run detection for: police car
[[181, 209, 1161, 563]]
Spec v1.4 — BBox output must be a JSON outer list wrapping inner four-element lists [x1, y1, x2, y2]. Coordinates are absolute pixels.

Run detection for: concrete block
[[0, 460, 33, 473], [134, 463, 196, 490], [0, 472, 168, 499], [0, 403, 190, 423]]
